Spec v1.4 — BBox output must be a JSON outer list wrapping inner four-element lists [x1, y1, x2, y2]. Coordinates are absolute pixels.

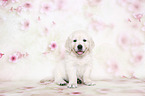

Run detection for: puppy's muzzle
[[76, 44, 84, 55]]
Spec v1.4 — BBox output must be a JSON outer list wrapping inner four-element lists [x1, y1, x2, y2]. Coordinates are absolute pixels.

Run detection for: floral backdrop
[[0, 0, 145, 81]]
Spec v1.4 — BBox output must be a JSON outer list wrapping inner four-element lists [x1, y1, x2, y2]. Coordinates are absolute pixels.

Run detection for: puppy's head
[[65, 30, 95, 56]]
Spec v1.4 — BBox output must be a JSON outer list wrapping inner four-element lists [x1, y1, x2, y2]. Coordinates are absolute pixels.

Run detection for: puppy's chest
[[75, 65, 86, 77], [75, 56, 91, 65]]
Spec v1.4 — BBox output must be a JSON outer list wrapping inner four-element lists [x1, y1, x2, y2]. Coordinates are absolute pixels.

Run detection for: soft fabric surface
[[0, 79, 145, 96]]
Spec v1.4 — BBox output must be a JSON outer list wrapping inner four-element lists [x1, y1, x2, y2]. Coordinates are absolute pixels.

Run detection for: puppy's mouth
[[76, 51, 85, 55]]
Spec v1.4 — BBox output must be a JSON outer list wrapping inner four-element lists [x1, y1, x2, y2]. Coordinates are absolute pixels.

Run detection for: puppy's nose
[[77, 44, 83, 50]]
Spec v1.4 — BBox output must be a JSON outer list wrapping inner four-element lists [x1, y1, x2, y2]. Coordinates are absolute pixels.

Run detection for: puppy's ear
[[65, 37, 71, 52]]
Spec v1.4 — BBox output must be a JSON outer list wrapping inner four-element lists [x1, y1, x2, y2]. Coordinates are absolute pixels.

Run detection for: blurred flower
[[130, 71, 137, 79], [117, 0, 128, 6], [16, 52, 28, 59], [21, 20, 30, 30], [0, 53, 4, 58], [38, 16, 41, 21], [52, 21, 56, 25], [128, 2, 140, 12], [9, 52, 28, 63], [118, 34, 130, 50], [55, 0, 65, 10], [0, 0, 8, 7], [49, 41, 57, 50], [127, 18, 131, 22], [40, 2, 55, 14], [44, 27, 49, 36], [40, 27, 50, 36], [11, 0, 19, 3], [14, 6, 23, 15], [9, 54, 18, 63], [107, 59, 120, 76], [16, 52, 22, 59], [23, 2, 32, 11], [133, 13, 143, 22], [91, 20, 106, 31], [130, 52, 144, 64], [88, 0, 101, 6]]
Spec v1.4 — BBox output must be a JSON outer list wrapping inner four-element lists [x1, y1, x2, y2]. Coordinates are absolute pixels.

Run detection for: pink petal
[[9, 55, 18, 63], [133, 13, 143, 22], [0, 53, 4, 58]]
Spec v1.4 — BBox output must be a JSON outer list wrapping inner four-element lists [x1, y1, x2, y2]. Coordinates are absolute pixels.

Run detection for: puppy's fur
[[41, 30, 95, 88]]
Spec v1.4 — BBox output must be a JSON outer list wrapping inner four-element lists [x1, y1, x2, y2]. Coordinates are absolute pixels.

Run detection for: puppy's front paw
[[67, 83, 77, 88], [55, 80, 67, 86], [84, 82, 96, 86]]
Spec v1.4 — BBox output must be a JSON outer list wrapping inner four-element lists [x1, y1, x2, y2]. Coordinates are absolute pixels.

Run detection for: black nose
[[77, 44, 83, 50]]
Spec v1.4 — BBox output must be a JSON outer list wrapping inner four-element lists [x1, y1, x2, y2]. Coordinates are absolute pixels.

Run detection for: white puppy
[[54, 30, 95, 88]]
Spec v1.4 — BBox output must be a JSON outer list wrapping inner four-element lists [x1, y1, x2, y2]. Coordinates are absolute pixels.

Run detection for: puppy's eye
[[73, 39, 77, 42], [83, 39, 87, 42]]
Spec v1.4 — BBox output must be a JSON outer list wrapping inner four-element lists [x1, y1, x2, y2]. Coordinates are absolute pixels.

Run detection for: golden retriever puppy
[[54, 30, 96, 88]]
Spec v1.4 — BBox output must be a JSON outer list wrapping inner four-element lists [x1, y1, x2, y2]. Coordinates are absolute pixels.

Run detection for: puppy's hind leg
[[40, 76, 54, 84]]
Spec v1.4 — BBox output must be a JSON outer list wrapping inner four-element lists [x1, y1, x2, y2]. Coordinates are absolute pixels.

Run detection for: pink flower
[[129, 71, 137, 79], [128, 3, 140, 12], [23, 2, 32, 11], [11, 0, 19, 3], [44, 27, 49, 35], [15, 52, 28, 59], [118, 34, 130, 50], [40, 27, 49, 36], [107, 59, 120, 76], [9, 54, 18, 63], [40, 2, 55, 14], [14, 6, 23, 15], [52, 21, 56, 25], [133, 13, 143, 22], [88, 0, 101, 6], [91, 19, 106, 31], [130, 52, 144, 64], [55, 0, 65, 10], [38, 16, 41, 21], [21, 20, 30, 30], [9, 52, 28, 63], [49, 41, 57, 50], [0, 53, 4, 58], [127, 18, 131, 22], [117, 0, 128, 6], [0, 0, 8, 7]]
